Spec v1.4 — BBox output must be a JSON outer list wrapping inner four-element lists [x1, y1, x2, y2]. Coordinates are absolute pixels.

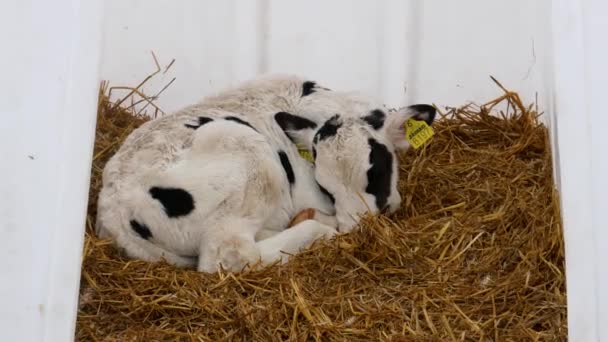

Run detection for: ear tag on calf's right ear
[[405, 118, 434, 149], [296, 143, 315, 163]]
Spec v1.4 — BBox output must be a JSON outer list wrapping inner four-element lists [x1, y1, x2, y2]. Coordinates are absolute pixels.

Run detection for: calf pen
[[76, 76, 566, 341]]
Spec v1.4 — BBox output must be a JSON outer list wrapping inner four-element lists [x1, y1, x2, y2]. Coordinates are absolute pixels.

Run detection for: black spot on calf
[[362, 109, 386, 130], [275, 112, 317, 142], [275, 112, 317, 131], [130, 220, 152, 240], [302, 81, 317, 97], [365, 138, 393, 210], [278, 151, 295, 184], [149, 186, 195, 218], [225, 116, 257, 131], [313, 114, 342, 143], [317, 182, 336, 205], [184, 116, 213, 129]]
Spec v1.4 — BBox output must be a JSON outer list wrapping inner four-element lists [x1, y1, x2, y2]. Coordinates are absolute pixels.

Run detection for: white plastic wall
[[101, 0, 553, 117], [0, 0, 103, 341], [1, 0, 607, 341], [551, 1, 608, 340]]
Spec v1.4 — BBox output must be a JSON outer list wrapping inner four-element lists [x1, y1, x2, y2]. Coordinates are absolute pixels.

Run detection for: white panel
[[379, 1, 412, 108], [100, 0, 262, 114], [265, 0, 384, 101], [0, 0, 103, 341], [411, 0, 553, 119], [551, 0, 602, 340], [100, 0, 419, 110], [100, 0, 553, 114], [581, 0, 608, 339]]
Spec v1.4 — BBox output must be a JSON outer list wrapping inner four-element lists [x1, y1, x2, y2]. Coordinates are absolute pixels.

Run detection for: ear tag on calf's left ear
[[296, 144, 315, 163], [405, 118, 434, 149]]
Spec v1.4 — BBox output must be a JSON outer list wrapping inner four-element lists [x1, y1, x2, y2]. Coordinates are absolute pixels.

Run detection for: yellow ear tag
[[296, 144, 315, 163], [405, 118, 434, 149]]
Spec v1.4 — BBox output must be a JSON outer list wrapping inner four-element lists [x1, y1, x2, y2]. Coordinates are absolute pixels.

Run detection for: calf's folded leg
[[197, 217, 261, 273], [256, 219, 337, 265]]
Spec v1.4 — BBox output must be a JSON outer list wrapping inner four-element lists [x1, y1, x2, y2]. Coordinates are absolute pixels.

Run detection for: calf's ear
[[384, 104, 436, 150], [274, 111, 318, 147]]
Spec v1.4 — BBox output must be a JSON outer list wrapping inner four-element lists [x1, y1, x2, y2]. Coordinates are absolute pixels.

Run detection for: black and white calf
[[95, 74, 436, 272]]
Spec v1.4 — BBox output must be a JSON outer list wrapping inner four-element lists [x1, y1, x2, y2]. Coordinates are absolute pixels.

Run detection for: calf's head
[[311, 105, 436, 232], [277, 104, 436, 232]]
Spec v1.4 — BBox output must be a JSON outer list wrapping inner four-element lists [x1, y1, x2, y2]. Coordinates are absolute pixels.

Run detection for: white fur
[[96, 74, 434, 273]]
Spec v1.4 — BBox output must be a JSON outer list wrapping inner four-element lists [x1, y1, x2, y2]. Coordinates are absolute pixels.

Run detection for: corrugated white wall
[[101, 0, 553, 118], [0, 0, 104, 341]]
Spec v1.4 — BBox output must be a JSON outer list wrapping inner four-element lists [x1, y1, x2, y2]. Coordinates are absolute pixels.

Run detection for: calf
[[95, 74, 436, 272]]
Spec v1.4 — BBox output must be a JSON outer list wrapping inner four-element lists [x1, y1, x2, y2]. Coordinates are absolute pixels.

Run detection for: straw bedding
[[76, 78, 566, 341]]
